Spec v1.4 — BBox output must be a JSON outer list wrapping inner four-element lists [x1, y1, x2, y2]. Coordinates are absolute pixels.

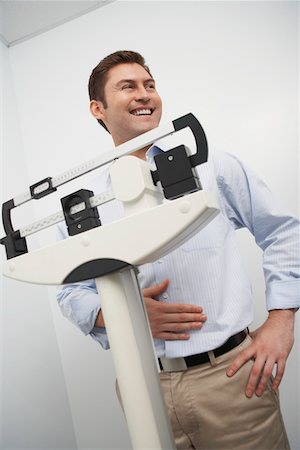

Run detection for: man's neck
[[130, 146, 150, 160]]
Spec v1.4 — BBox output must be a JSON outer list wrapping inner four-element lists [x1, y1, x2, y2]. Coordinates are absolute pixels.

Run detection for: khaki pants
[[160, 335, 290, 450], [116, 335, 290, 450]]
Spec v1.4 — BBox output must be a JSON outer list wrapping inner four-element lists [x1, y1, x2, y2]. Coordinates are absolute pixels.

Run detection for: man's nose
[[135, 85, 150, 102]]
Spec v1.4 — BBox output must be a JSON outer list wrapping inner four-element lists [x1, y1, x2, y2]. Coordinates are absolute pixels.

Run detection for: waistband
[[158, 329, 248, 372]]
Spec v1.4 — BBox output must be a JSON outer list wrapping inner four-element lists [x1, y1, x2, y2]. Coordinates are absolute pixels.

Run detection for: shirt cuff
[[90, 327, 110, 350], [266, 279, 300, 311]]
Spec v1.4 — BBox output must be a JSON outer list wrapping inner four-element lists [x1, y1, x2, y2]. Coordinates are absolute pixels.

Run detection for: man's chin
[[135, 120, 159, 135], [119, 119, 160, 144], [128, 127, 155, 142]]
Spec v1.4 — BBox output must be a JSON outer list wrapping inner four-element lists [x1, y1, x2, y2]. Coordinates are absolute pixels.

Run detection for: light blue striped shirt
[[56, 148, 299, 357]]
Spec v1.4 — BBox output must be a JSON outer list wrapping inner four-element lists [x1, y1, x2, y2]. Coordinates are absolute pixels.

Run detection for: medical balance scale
[[1, 114, 219, 449]]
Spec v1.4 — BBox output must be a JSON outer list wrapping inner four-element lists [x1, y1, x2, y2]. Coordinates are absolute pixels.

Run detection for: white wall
[[0, 40, 81, 450], [2, 1, 299, 449]]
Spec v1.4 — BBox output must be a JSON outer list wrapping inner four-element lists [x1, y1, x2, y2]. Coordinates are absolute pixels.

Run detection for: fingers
[[226, 346, 255, 379], [143, 299, 206, 340], [227, 345, 287, 398], [143, 280, 203, 314], [161, 302, 203, 315], [246, 357, 286, 398], [154, 320, 206, 340], [157, 332, 190, 341], [142, 279, 169, 298], [147, 299, 207, 327], [271, 359, 286, 391], [163, 320, 205, 332], [245, 356, 268, 398], [143, 279, 207, 341], [226, 345, 259, 398]]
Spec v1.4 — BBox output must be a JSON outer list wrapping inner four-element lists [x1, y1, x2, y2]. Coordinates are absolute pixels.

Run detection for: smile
[[130, 108, 153, 116]]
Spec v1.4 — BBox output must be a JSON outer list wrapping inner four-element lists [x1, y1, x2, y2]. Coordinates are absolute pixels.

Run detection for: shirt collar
[[145, 145, 164, 164]]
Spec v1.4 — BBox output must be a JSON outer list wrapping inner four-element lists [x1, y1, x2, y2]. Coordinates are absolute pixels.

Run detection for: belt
[[158, 329, 247, 372]]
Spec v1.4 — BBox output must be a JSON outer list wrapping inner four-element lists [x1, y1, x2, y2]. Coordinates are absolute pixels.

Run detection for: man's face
[[90, 63, 162, 146]]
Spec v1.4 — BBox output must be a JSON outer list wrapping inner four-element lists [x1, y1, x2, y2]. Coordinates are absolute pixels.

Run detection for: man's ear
[[90, 100, 106, 121]]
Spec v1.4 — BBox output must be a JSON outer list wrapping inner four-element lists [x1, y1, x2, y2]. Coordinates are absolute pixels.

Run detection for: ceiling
[[0, 0, 116, 47]]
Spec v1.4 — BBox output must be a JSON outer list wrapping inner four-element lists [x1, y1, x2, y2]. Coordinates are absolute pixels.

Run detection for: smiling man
[[57, 50, 299, 450], [90, 61, 162, 146]]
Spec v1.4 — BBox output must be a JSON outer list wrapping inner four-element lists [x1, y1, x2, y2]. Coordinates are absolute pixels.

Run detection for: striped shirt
[[57, 147, 299, 357]]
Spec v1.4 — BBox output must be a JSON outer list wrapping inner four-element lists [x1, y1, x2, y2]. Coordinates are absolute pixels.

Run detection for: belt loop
[[208, 350, 217, 367]]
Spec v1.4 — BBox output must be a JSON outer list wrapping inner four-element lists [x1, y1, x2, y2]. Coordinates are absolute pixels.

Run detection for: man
[[57, 50, 299, 449]]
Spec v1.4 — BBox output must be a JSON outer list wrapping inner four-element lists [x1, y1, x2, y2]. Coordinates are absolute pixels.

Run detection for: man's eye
[[146, 84, 155, 90], [122, 84, 133, 90]]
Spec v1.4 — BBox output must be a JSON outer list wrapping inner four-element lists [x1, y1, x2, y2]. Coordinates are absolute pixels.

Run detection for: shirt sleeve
[[56, 222, 110, 349], [215, 151, 300, 311]]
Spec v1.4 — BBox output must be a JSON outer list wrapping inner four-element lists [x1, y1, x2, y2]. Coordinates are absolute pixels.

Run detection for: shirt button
[[162, 293, 169, 299], [158, 260, 163, 264]]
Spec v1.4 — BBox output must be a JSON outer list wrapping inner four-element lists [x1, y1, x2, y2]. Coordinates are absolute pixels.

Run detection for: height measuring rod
[[1, 114, 219, 449]]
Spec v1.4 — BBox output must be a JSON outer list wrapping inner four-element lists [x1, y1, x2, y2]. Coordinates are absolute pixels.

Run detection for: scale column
[[96, 267, 176, 450]]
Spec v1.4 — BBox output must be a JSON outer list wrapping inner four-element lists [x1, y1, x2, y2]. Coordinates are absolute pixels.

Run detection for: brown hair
[[88, 50, 152, 131]]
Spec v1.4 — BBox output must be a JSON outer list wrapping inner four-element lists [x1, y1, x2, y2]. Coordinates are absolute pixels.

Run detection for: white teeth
[[132, 109, 152, 116]]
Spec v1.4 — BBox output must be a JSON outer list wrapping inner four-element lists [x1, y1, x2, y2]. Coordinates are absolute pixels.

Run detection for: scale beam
[[1, 113, 208, 260]]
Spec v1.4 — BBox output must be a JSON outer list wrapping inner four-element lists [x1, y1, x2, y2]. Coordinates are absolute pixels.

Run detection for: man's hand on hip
[[143, 278, 206, 340], [226, 309, 295, 398]]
